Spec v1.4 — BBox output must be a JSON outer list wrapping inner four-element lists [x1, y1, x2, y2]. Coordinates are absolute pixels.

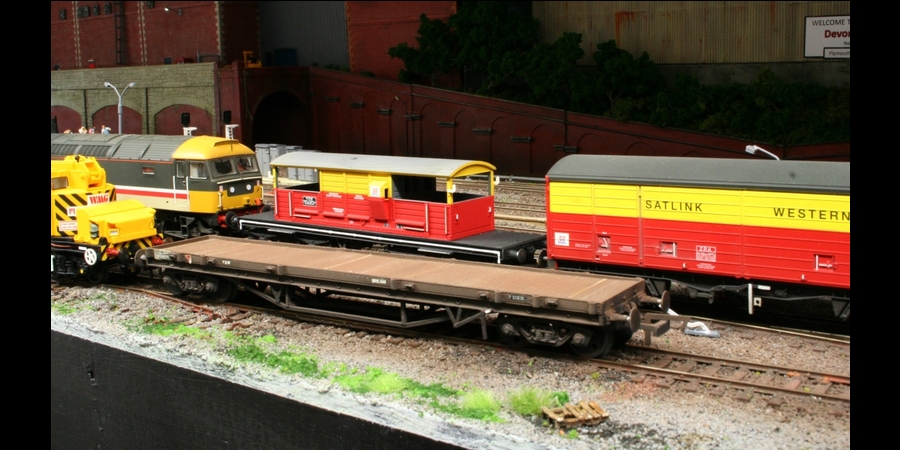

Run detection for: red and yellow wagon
[[545, 155, 850, 318]]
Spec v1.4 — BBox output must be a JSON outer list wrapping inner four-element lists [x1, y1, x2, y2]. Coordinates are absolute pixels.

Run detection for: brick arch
[[625, 141, 655, 156], [361, 91, 388, 155], [576, 133, 605, 155], [252, 91, 308, 147], [92, 105, 142, 134], [52, 96, 84, 117], [51, 105, 83, 134], [335, 85, 364, 153], [147, 99, 211, 136], [489, 116, 513, 172], [390, 97, 409, 156], [418, 102, 441, 158], [154, 105, 212, 136], [88, 95, 144, 129], [530, 124, 560, 176], [453, 109, 477, 160], [251, 86, 309, 114]]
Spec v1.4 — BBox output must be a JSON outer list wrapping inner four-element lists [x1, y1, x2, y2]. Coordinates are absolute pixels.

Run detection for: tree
[[521, 32, 585, 109], [651, 73, 706, 128], [449, 2, 539, 94], [387, 14, 457, 86], [592, 40, 664, 118]]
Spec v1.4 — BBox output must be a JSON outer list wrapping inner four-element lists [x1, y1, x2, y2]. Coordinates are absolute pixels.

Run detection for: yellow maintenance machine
[[243, 51, 262, 68], [51, 155, 162, 283]]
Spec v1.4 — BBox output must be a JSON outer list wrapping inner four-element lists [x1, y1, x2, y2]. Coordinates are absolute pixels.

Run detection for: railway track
[[91, 279, 849, 407], [495, 201, 545, 215], [454, 178, 546, 198], [237, 293, 851, 405], [608, 346, 849, 404]]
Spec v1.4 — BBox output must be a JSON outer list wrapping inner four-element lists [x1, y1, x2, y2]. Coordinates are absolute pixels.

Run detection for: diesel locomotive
[[51, 134, 265, 239]]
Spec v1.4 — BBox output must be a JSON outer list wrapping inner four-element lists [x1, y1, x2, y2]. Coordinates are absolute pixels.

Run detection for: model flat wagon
[[136, 236, 671, 357]]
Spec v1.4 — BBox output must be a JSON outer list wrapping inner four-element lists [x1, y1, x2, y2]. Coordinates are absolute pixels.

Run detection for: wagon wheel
[[84, 263, 109, 285], [162, 270, 187, 296], [119, 265, 140, 284], [612, 323, 634, 349], [208, 278, 238, 303], [497, 317, 529, 348], [569, 326, 614, 358]]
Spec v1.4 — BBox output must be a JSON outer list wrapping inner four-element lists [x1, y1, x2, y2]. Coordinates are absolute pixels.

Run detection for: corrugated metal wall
[[534, 1, 850, 64], [258, 1, 349, 67]]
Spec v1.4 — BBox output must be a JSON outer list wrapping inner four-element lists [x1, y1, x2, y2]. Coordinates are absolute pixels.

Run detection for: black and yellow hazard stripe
[[109, 235, 158, 256], [51, 187, 115, 237]]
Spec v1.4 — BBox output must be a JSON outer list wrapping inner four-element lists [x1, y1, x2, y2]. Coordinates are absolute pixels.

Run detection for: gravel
[[51, 283, 850, 449]]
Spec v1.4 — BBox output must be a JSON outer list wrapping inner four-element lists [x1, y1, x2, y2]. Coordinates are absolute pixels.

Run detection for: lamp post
[[104, 81, 136, 134], [745, 144, 780, 160]]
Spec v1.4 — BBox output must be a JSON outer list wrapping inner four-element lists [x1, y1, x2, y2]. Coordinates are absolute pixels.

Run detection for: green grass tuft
[[227, 338, 321, 377], [333, 367, 429, 396], [51, 301, 79, 315], [333, 367, 382, 392], [552, 391, 570, 405], [406, 380, 459, 400], [367, 371, 409, 394], [457, 389, 503, 421], [507, 387, 569, 416], [140, 321, 210, 338]]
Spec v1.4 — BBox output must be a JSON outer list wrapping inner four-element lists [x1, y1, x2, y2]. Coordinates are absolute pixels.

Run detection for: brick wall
[[51, 63, 217, 135], [50, 1, 257, 70]]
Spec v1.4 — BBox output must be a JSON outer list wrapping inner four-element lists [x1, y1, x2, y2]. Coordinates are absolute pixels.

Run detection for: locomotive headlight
[[246, 184, 252, 191], [229, 186, 235, 194]]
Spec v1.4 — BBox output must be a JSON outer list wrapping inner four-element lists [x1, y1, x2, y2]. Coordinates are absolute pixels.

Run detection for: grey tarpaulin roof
[[51, 133, 192, 161], [546, 155, 849, 194]]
